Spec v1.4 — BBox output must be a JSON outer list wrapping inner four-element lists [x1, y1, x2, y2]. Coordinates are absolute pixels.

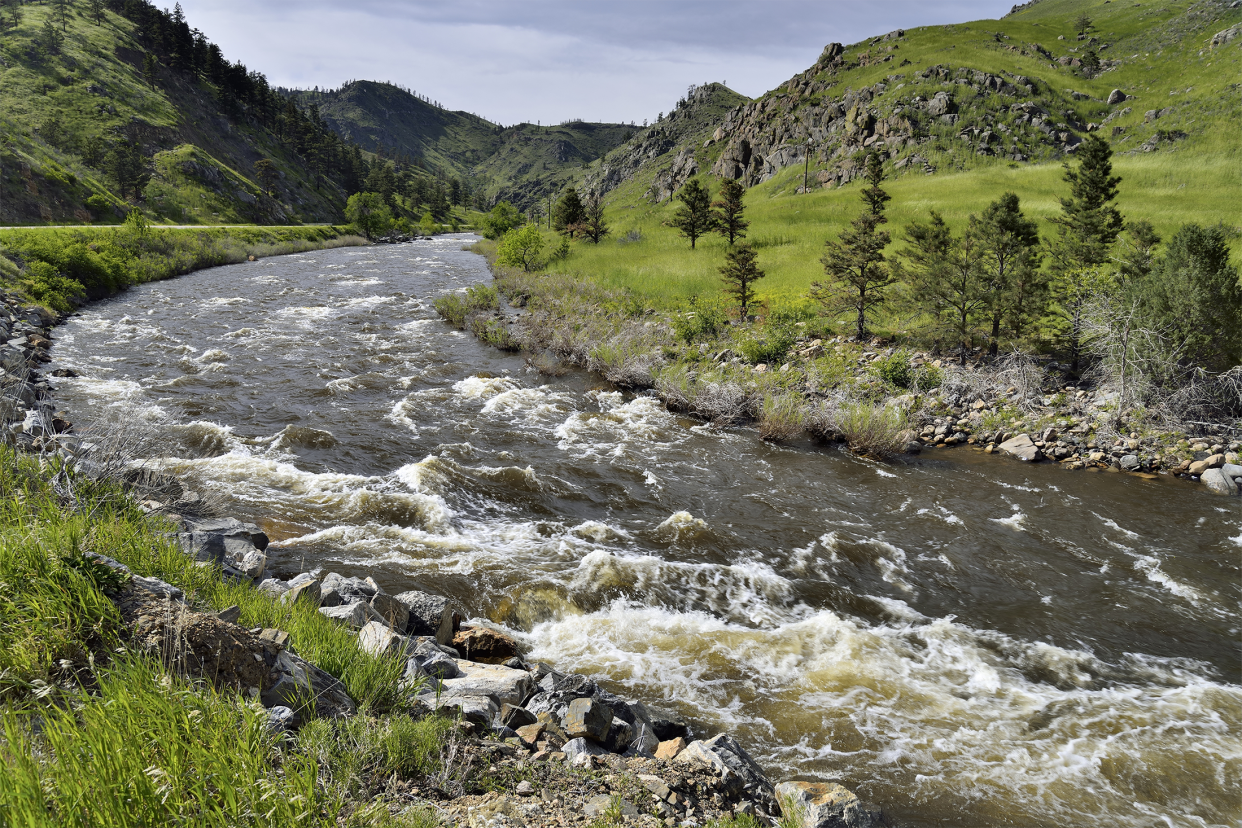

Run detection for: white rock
[[431, 660, 533, 707]]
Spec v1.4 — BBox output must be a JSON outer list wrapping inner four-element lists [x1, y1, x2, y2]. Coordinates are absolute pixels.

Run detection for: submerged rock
[[774, 780, 889, 828]]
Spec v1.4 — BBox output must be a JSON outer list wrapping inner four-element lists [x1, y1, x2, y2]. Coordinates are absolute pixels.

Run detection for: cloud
[[175, 0, 1015, 124]]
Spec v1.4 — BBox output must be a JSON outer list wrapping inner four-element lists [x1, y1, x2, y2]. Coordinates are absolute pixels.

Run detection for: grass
[[0, 224, 365, 312]]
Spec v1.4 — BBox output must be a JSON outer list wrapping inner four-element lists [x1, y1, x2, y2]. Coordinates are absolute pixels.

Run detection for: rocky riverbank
[[0, 295, 894, 826]]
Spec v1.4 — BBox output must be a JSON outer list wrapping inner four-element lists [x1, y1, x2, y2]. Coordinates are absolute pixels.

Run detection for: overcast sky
[[175, 0, 1016, 125]]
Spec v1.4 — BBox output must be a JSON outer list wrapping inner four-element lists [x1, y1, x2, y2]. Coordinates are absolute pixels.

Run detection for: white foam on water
[[525, 603, 1241, 827], [453, 375, 519, 399], [1132, 555, 1202, 603], [875, 468, 898, 478], [480, 386, 573, 422], [654, 510, 711, 542], [992, 507, 1027, 531], [204, 297, 249, 306], [1093, 512, 1141, 539], [916, 505, 964, 525], [872, 540, 913, 593]]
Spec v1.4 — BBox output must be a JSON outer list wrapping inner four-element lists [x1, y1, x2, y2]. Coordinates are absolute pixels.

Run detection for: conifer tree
[[671, 178, 715, 249], [1048, 134, 1123, 372], [810, 153, 892, 340], [576, 194, 609, 244], [719, 242, 765, 319], [972, 192, 1043, 355], [712, 178, 748, 245], [552, 188, 585, 237], [903, 212, 988, 364]]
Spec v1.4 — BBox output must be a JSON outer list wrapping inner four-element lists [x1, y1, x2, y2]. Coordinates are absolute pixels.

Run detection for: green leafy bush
[[20, 260, 86, 313], [738, 323, 796, 364], [671, 301, 729, 344]]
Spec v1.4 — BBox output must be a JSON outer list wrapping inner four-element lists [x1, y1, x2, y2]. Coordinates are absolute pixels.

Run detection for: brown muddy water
[[49, 237, 1241, 828]]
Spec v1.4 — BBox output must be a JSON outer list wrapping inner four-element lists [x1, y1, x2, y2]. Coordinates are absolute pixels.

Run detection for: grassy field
[[560, 147, 1240, 310]]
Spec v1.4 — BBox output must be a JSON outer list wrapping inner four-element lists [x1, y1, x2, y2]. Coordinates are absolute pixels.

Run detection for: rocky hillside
[[293, 81, 634, 209], [582, 0, 1240, 203], [0, 1, 358, 225]]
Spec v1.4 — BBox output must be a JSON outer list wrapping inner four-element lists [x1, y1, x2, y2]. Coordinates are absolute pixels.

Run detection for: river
[[48, 236, 1241, 828]]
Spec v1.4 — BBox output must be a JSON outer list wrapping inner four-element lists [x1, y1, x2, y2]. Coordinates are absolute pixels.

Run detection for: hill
[[0, 1, 358, 225], [553, 0, 1240, 308], [292, 81, 635, 209]]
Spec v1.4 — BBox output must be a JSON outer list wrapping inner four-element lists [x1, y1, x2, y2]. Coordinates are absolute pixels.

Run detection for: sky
[[175, 0, 1018, 126]]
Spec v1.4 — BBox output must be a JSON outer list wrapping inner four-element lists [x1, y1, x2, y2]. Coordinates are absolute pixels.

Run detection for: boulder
[[319, 600, 384, 629], [281, 579, 321, 606], [501, 703, 538, 730], [676, 734, 775, 804], [515, 722, 546, 746], [395, 589, 455, 644], [433, 660, 533, 707], [774, 780, 888, 828], [928, 91, 953, 116], [1201, 468, 1239, 496], [525, 674, 598, 721], [998, 434, 1042, 462], [1119, 454, 1140, 471], [357, 621, 414, 658], [562, 737, 609, 763], [370, 592, 409, 631], [182, 517, 269, 551], [1221, 463, 1242, 480], [1107, 89, 1127, 104], [1188, 454, 1224, 475], [452, 625, 521, 664], [631, 700, 692, 741], [602, 717, 634, 753], [431, 695, 498, 728], [655, 736, 689, 760], [564, 697, 612, 742], [626, 722, 660, 757], [321, 573, 378, 605], [262, 649, 356, 720]]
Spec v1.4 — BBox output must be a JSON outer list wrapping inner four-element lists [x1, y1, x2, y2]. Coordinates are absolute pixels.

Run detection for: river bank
[[27, 238, 1241, 827], [0, 255, 880, 827], [440, 240, 1242, 500]]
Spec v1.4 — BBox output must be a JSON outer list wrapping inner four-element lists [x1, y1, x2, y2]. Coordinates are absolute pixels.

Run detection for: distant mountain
[[290, 81, 635, 209], [578, 0, 1240, 204]]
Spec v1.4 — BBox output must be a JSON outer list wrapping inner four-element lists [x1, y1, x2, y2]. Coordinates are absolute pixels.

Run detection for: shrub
[[19, 260, 85, 313], [816, 399, 909, 457], [738, 323, 796, 365], [480, 201, 523, 240], [434, 284, 499, 328], [468, 315, 519, 350], [671, 301, 729, 344], [496, 224, 547, 272], [870, 350, 913, 388], [84, 193, 115, 218], [759, 390, 807, 441]]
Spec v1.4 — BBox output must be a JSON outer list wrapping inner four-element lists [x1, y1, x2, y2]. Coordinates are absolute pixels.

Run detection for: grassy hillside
[[0, 2, 350, 225], [293, 81, 635, 210], [554, 0, 1240, 313]]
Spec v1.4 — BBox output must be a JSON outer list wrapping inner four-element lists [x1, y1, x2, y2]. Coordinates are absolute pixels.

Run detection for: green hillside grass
[[555, 0, 1241, 311], [0, 3, 347, 225]]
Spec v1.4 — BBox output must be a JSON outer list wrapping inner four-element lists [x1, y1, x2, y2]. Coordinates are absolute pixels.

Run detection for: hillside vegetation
[[555, 0, 1239, 309], [296, 81, 636, 210], [0, 0, 361, 225]]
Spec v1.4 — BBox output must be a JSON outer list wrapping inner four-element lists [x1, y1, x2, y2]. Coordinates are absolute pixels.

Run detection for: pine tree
[[1048, 134, 1123, 372], [903, 212, 989, 364], [54, 0, 71, 32], [143, 53, 158, 89], [719, 242, 765, 319], [712, 178, 749, 245], [671, 178, 715, 249], [576, 194, 609, 244], [254, 159, 278, 197], [552, 188, 585, 237], [810, 152, 892, 340], [972, 192, 1044, 355], [88, 0, 103, 24], [41, 18, 64, 54]]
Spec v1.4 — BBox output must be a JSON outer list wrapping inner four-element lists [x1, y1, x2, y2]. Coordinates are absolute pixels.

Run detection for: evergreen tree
[[670, 178, 715, 249], [1131, 224, 1242, 372], [428, 182, 451, 220], [1075, 12, 1094, 36], [41, 18, 64, 55], [254, 159, 278, 197], [143, 53, 158, 89], [712, 178, 748, 245], [1114, 220, 1161, 286], [1048, 134, 1124, 372], [577, 194, 609, 244], [719, 242, 765, 320], [344, 192, 392, 240], [54, 0, 71, 32], [903, 212, 989, 364], [972, 192, 1044, 355], [106, 141, 150, 200], [810, 152, 892, 340], [88, 0, 104, 24], [552, 188, 585, 237]]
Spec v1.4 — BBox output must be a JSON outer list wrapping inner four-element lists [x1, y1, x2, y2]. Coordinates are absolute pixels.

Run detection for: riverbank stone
[[563, 737, 609, 763], [564, 697, 612, 741], [774, 780, 888, 828], [395, 589, 456, 644], [999, 433, 1042, 462], [676, 734, 774, 805], [1201, 467, 1239, 495], [452, 625, 521, 664], [358, 621, 415, 658], [433, 660, 533, 707], [319, 600, 384, 629]]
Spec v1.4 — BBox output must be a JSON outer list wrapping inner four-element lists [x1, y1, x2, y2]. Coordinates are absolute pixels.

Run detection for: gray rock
[[563, 737, 609, 763], [419, 649, 461, 680], [261, 650, 355, 719], [1118, 454, 1140, 471], [625, 722, 660, 757], [281, 579, 321, 607], [774, 780, 887, 828], [430, 694, 497, 727], [182, 517, 269, 551], [501, 703, 538, 730], [132, 575, 184, 600], [564, 697, 612, 742], [526, 674, 598, 721], [676, 733, 775, 804], [370, 592, 410, 631], [433, 660, 533, 707], [318, 600, 383, 629], [602, 716, 634, 753], [928, 91, 953, 116], [266, 705, 297, 734], [357, 621, 414, 658], [1220, 463, 1242, 480], [395, 589, 455, 643], [630, 700, 692, 741], [321, 572, 377, 605], [999, 433, 1042, 462], [1201, 467, 1239, 496], [1107, 89, 1127, 105]]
